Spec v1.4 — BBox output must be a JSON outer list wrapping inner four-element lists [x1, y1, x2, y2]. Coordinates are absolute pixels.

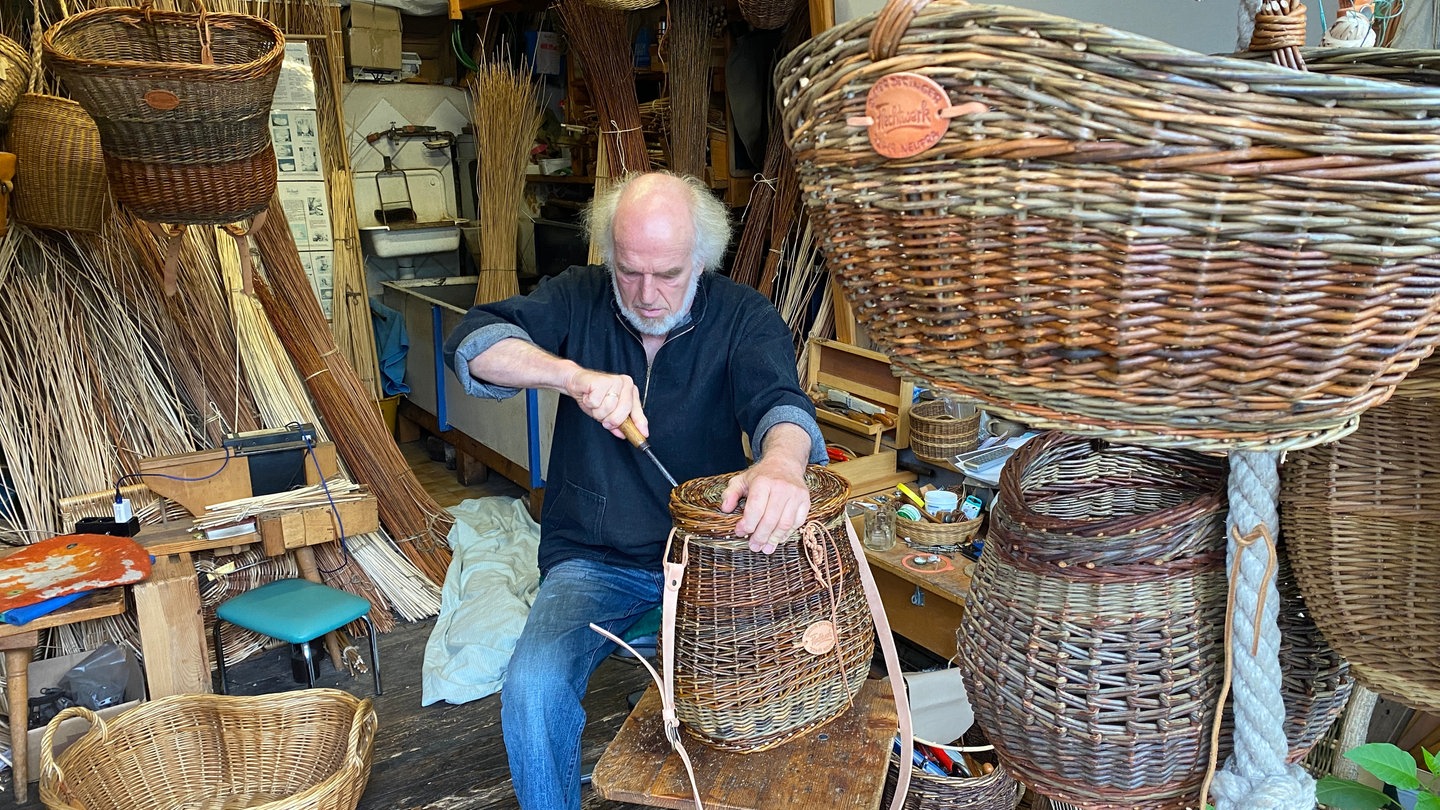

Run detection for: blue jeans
[[501, 558, 663, 810]]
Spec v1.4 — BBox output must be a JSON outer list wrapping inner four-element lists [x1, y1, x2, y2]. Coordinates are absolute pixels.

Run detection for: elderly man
[[444, 171, 825, 810]]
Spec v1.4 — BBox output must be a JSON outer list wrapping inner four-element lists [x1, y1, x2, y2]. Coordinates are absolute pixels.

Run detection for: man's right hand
[[566, 368, 647, 441]]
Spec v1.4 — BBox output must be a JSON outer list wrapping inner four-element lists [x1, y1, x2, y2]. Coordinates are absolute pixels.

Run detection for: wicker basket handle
[[138, 0, 215, 65], [347, 698, 378, 768], [40, 705, 107, 787], [867, 0, 940, 62]]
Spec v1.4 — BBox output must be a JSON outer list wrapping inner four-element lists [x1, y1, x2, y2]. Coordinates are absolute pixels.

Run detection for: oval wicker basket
[[896, 511, 981, 552], [1281, 364, 1440, 714], [40, 689, 377, 810], [880, 749, 1023, 810], [6, 93, 108, 232], [0, 34, 31, 131], [1275, 554, 1353, 762], [908, 400, 980, 464], [958, 432, 1230, 810], [42, 0, 284, 225], [668, 466, 874, 752], [778, 0, 1440, 452]]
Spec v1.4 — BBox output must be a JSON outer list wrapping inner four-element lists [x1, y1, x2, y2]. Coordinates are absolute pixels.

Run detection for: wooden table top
[[863, 541, 974, 606], [593, 679, 897, 810]]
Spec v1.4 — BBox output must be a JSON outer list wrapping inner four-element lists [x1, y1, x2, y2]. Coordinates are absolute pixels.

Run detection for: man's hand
[[566, 367, 647, 440], [720, 423, 813, 554]]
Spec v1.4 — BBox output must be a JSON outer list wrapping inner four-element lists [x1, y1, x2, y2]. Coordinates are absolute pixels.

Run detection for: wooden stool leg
[[5, 643, 35, 803]]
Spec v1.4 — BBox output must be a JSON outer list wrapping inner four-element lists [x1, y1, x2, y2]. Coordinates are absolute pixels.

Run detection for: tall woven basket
[[958, 432, 1230, 810], [668, 466, 874, 752], [1280, 362, 1440, 714], [40, 689, 377, 810], [42, 0, 283, 226], [0, 33, 31, 130], [778, 0, 1440, 452]]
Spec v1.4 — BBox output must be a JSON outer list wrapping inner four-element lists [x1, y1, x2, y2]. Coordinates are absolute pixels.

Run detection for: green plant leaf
[[1424, 747, 1439, 780], [1348, 743, 1424, 791], [1415, 794, 1440, 810], [1316, 776, 1396, 810]]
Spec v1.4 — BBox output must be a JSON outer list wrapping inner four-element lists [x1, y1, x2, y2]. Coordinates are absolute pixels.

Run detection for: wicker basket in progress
[[1281, 367, 1440, 714], [778, 0, 1440, 452], [43, 0, 283, 225], [668, 466, 874, 752], [958, 432, 1229, 809], [908, 400, 980, 464], [40, 689, 376, 810]]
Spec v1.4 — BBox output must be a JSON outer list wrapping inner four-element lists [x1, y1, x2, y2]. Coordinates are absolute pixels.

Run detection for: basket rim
[[42, 4, 285, 77]]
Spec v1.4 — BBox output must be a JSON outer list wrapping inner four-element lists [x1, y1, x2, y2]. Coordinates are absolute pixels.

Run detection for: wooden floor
[[13, 440, 652, 810]]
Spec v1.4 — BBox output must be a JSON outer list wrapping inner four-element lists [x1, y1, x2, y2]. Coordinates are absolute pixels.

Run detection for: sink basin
[[360, 223, 463, 257]]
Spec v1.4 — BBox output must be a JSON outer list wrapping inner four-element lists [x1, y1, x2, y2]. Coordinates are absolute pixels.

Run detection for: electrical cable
[[303, 434, 351, 574], [112, 448, 233, 516]]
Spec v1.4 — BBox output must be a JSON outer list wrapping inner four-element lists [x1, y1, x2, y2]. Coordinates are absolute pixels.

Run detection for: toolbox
[[804, 338, 916, 496]]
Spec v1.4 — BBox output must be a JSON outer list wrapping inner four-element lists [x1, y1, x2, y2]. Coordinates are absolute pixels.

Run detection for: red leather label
[[144, 90, 181, 111], [865, 72, 950, 159]]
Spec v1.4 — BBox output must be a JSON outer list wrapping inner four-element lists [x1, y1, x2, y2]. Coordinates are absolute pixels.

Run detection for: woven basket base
[[106, 148, 276, 226]]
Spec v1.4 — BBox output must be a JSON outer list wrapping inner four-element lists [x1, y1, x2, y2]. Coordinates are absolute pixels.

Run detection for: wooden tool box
[[805, 338, 916, 497]]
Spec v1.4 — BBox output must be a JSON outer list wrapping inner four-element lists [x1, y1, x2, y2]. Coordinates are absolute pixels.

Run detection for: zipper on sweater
[[621, 317, 696, 407]]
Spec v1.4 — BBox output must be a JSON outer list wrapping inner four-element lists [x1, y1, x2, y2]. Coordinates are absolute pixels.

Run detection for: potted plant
[[1317, 743, 1440, 810]]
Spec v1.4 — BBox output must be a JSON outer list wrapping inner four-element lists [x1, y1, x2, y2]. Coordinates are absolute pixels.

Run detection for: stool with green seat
[[214, 578, 382, 695]]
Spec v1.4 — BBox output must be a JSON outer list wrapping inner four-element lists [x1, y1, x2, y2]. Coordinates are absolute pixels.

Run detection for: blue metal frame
[[526, 389, 544, 491], [431, 304, 449, 432]]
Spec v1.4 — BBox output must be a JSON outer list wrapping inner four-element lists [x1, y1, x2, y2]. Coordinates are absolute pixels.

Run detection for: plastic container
[[925, 490, 959, 516]]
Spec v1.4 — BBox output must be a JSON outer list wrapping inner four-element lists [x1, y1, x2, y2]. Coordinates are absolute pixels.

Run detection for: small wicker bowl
[[910, 400, 980, 464], [897, 513, 982, 552]]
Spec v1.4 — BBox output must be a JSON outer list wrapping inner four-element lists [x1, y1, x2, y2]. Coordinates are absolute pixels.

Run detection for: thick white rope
[[1238, 0, 1264, 49], [1210, 451, 1315, 810]]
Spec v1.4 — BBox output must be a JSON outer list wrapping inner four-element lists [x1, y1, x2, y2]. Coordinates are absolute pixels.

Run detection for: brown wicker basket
[[40, 689, 376, 810], [957, 432, 1230, 809], [896, 511, 981, 552], [880, 750, 1023, 810], [778, 0, 1440, 452], [1276, 553, 1354, 762], [738, 0, 802, 30], [1280, 366, 1440, 714], [42, 0, 283, 225], [0, 34, 30, 131], [668, 466, 874, 752], [908, 400, 980, 464], [7, 94, 108, 232]]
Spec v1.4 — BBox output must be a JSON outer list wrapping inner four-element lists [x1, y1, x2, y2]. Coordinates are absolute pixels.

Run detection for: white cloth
[[421, 497, 541, 706]]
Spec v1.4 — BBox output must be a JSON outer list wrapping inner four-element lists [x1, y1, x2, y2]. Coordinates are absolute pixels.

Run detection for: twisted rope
[[1208, 451, 1316, 810]]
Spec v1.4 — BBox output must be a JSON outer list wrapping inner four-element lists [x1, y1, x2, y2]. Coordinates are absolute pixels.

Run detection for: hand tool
[[620, 416, 679, 489]]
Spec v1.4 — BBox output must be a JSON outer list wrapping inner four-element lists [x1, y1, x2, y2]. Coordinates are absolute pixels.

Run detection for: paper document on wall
[[278, 181, 333, 250], [270, 109, 324, 181], [272, 43, 318, 110], [301, 251, 335, 319]]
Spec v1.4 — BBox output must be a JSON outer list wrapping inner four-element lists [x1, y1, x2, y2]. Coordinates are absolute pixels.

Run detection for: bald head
[[583, 171, 734, 274]]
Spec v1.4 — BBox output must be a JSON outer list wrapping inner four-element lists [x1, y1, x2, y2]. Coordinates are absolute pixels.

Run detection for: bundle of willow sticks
[[471, 54, 544, 306]]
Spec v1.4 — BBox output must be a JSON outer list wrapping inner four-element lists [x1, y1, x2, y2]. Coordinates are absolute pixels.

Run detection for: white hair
[[582, 171, 732, 272]]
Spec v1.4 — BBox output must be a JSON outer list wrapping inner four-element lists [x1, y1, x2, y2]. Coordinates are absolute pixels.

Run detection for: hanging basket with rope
[[777, 0, 1440, 453]]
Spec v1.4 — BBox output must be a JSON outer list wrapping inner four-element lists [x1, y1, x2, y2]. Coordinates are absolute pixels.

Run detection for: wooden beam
[[133, 551, 211, 698]]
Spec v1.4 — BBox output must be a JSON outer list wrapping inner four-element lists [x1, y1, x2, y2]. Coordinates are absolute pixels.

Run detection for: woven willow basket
[[7, 94, 108, 232], [958, 432, 1230, 810], [778, 0, 1440, 452], [1275, 554, 1353, 761], [40, 690, 376, 810], [1280, 364, 1440, 714], [668, 466, 874, 752], [0, 34, 30, 130], [43, 0, 283, 225], [908, 400, 980, 464], [880, 751, 1023, 810]]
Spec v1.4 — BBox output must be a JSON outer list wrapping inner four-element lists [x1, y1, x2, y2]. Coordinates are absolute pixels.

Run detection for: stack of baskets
[[41, 690, 377, 810], [958, 432, 1230, 809], [1281, 361, 1440, 714], [668, 467, 874, 751], [778, 0, 1440, 452], [42, 0, 284, 227], [908, 400, 980, 465]]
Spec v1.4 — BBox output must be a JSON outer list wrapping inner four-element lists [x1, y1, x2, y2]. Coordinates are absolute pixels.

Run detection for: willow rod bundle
[[253, 196, 454, 586], [346, 532, 442, 621], [194, 479, 366, 530], [730, 123, 785, 290], [557, 0, 651, 179], [471, 55, 544, 306], [756, 145, 799, 300], [667, 0, 711, 176]]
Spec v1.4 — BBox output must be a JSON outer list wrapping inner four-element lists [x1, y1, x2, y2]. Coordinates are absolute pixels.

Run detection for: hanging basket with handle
[[778, 0, 1440, 453], [41, 0, 283, 228], [0, 32, 31, 132]]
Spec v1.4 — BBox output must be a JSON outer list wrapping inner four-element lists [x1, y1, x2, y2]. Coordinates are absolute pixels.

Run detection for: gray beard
[[613, 270, 701, 336]]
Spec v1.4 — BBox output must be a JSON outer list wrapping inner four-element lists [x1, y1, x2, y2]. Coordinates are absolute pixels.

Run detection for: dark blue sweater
[[444, 266, 824, 574]]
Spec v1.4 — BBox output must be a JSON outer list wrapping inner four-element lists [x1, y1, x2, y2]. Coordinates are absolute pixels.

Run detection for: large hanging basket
[[0, 34, 30, 131], [958, 432, 1230, 809], [41, 690, 376, 810], [778, 0, 1440, 452], [7, 94, 109, 232], [667, 466, 874, 752], [42, 0, 283, 226], [1281, 363, 1440, 714], [1276, 553, 1354, 761]]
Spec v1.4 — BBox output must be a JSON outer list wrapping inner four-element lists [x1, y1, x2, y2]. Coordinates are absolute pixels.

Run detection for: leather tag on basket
[[143, 90, 180, 111], [847, 73, 986, 159]]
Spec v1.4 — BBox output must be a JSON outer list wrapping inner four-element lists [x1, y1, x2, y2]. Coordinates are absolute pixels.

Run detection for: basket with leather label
[[779, 0, 1440, 452]]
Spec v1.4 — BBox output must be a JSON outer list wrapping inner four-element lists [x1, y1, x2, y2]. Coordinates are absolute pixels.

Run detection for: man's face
[[611, 221, 701, 337]]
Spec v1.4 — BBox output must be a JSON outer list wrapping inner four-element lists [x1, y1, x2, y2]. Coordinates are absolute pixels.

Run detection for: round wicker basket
[[668, 466, 874, 752], [880, 750, 1023, 810], [896, 512, 981, 552], [908, 400, 980, 464], [41, 690, 376, 810]]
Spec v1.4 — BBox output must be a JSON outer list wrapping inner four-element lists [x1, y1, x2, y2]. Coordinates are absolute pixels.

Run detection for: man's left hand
[[720, 458, 810, 554]]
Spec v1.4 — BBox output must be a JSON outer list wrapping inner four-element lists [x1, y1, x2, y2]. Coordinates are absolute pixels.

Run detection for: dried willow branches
[[667, 0, 713, 177], [557, 0, 651, 179], [471, 55, 545, 305]]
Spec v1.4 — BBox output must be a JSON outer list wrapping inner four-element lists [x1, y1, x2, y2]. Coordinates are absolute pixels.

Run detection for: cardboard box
[[342, 4, 401, 71], [11, 646, 146, 782]]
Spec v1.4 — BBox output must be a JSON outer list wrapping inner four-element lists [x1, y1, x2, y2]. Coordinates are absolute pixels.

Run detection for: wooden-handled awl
[[620, 417, 678, 489]]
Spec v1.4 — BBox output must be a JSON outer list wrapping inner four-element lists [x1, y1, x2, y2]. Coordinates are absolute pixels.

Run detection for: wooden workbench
[[863, 541, 974, 661], [593, 679, 897, 810]]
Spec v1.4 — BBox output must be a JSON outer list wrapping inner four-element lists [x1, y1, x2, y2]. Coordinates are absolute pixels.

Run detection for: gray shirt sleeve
[[450, 323, 533, 400], [754, 404, 828, 465]]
